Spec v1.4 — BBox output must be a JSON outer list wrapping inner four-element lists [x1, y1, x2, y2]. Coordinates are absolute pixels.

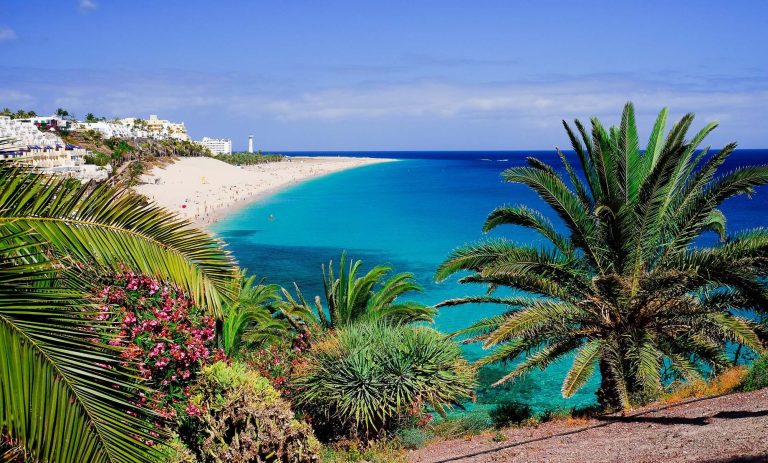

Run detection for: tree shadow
[[597, 415, 710, 426], [712, 409, 768, 419], [595, 408, 768, 426], [701, 456, 768, 463], [426, 395, 768, 463]]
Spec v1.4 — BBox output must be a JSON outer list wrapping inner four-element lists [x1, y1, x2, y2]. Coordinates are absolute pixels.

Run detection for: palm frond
[[0, 167, 237, 316], [483, 301, 580, 348], [482, 204, 573, 256], [0, 245, 161, 463], [562, 340, 600, 398], [492, 339, 579, 386]]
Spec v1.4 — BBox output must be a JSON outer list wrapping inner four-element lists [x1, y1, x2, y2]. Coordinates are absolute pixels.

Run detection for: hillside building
[[198, 137, 232, 155]]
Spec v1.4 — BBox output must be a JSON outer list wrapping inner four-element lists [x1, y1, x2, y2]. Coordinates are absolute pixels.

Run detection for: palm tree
[[0, 152, 237, 462], [282, 252, 434, 333], [436, 103, 768, 409], [221, 272, 289, 357]]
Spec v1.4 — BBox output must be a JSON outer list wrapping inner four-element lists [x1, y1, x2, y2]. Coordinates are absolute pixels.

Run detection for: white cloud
[[79, 0, 98, 12], [3, 66, 767, 148], [0, 27, 17, 42], [263, 77, 768, 129], [0, 89, 34, 106]]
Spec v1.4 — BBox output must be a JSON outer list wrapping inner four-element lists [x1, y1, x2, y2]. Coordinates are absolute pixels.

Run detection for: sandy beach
[[134, 156, 393, 227]]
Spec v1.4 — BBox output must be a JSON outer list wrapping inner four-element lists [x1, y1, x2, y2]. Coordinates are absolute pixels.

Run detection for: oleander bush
[[178, 361, 320, 463], [93, 271, 225, 422], [293, 321, 476, 441], [243, 338, 308, 400]]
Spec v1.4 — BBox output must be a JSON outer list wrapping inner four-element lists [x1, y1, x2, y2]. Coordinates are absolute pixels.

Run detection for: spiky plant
[[0, 158, 237, 462], [221, 272, 289, 357], [293, 321, 476, 439], [281, 252, 435, 333], [436, 103, 768, 409]]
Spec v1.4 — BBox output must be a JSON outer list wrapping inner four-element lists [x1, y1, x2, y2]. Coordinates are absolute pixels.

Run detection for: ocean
[[211, 149, 768, 413]]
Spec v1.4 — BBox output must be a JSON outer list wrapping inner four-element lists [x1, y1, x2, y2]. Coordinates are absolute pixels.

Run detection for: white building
[[144, 114, 190, 141], [1, 115, 62, 147], [73, 114, 190, 141], [198, 137, 232, 155], [0, 115, 86, 171], [74, 120, 149, 139]]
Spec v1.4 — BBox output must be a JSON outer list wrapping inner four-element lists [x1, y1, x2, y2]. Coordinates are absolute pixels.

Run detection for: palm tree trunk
[[597, 359, 624, 410]]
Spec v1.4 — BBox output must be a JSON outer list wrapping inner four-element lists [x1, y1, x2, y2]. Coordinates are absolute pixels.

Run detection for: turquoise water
[[212, 150, 768, 412]]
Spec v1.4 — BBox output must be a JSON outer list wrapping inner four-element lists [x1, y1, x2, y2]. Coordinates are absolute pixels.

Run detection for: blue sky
[[1, 0, 767, 150]]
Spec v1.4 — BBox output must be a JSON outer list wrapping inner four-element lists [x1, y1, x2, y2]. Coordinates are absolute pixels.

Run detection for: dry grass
[[321, 439, 406, 463], [662, 367, 748, 404]]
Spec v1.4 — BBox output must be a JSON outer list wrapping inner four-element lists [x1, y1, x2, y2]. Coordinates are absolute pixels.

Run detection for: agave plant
[[221, 272, 290, 357], [436, 103, 768, 409], [0, 156, 237, 462], [293, 321, 476, 439], [281, 252, 435, 333]]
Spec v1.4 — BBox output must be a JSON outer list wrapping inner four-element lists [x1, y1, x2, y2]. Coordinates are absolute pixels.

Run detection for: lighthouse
[[248, 135, 253, 153]]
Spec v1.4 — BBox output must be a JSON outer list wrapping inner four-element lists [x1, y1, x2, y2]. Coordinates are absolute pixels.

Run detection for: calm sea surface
[[212, 149, 768, 412]]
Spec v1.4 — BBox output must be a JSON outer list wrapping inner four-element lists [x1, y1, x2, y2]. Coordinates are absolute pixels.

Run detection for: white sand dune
[[134, 156, 393, 227]]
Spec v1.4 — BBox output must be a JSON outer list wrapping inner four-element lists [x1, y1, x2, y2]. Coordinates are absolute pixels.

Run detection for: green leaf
[[562, 340, 600, 398]]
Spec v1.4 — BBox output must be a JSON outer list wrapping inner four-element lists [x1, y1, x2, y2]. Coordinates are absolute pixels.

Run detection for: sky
[[1, 0, 767, 150]]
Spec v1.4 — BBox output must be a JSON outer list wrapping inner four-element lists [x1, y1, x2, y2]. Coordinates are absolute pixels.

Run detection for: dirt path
[[409, 389, 768, 463]]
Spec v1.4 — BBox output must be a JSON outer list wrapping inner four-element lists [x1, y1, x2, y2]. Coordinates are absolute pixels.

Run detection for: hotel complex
[[198, 137, 232, 155], [0, 115, 91, 176], [1, 111, 247, 178], [74, 114, 190, 141]]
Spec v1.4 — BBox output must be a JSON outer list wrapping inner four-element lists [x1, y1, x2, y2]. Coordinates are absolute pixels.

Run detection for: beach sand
[[134, 156, 393, 227]]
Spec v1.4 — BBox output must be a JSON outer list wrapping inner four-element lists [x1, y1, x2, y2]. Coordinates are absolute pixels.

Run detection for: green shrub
[[489, 400, 533, 428], [429, 412, 493, 439], [538, 407, 571, 423], [84, 151, 110, 166], [178, 361, 320, 463], [293, 321, 476, 441], [742, 356, 768, 392], [216, 152, 284, 166], [396, 428, 429, 450], [162, 435, 197, 463], [321, 440, 406, 463]]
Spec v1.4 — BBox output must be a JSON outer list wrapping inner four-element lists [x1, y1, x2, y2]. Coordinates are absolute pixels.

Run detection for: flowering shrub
[[244, 332, 308, 399], [94, 271, 225, 421], [178, 362, 320, 463]]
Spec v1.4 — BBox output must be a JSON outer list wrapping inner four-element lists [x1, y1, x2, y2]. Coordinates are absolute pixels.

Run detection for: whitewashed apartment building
[[198, 137, 232, 155], [74, 114, 190, 141], [0, 115, 86, 169]]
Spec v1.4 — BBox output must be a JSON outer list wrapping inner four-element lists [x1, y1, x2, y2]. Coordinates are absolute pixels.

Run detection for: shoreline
[[134, 156, 395, 229]]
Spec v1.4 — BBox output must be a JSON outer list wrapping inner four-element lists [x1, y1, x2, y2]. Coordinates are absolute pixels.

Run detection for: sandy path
[[409, 388, 768, 463], [134, 156, 393, 227]]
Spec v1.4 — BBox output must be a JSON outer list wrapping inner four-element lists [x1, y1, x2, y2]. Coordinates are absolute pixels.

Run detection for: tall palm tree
[[0, 154, 237, 462], [282, 252, 435, 333], [436, 103, 768, 409]]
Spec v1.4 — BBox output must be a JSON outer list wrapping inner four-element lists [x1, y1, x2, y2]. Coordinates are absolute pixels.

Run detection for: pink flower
[[185, 402, 201, 417]]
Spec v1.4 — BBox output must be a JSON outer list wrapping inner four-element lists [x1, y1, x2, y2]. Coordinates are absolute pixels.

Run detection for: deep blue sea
[[211, 149, 768, 413]]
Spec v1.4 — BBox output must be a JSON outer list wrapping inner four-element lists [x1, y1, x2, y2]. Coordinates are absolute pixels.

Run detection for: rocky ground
[[409, 388, 768, 463]]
